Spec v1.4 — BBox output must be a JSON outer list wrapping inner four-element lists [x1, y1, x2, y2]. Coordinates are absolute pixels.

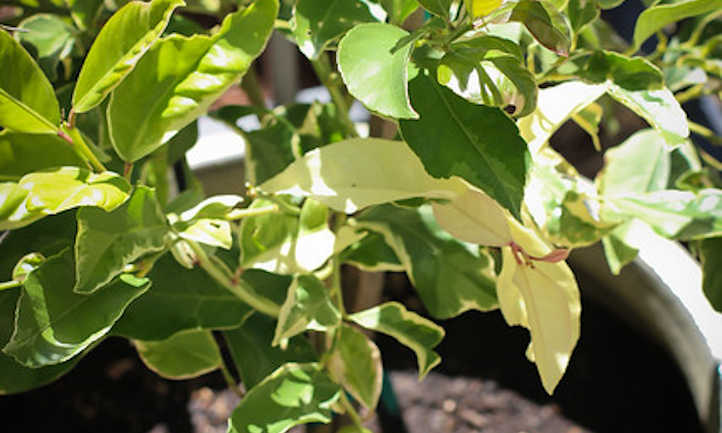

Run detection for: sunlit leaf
[[134, 329, 222, 379], [633, 0, 720, 50], [327, 324, 383, 409], [295, 199, 335, 272]]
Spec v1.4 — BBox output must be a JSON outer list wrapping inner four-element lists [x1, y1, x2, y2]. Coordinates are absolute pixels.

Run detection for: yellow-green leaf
[[134, 329, 222, 380]]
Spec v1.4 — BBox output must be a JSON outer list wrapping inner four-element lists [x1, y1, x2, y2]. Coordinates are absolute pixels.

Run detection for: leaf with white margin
[[169, 195, 243, 250], [273, 274, 341, 347], [606, 84, 689, 149], [517, 81, 607, 155], [349, 301, 444, 379], [0, 167, 131, 231], [497, 246, 581, 394], [239, 198, 299, 274], [259, 138, 466, 213], [295, 199, 336, 272]]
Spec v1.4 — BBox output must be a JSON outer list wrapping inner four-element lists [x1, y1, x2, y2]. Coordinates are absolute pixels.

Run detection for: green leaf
[[339, 230, 404, 271], [224, 313, 317, 390], [606, 84, 689, 148], [327, 324, 382, 410], [399, 72, 530, 220], [338, 23, 418, 119], [169, 194, 243, 249], [245, 117, 296, 185], [0, 167, 131, 231], [292, 0, 380, 59], [3, 249, 150, 367], [349, 301, 444, 379], [510, 0, 570, 56], [601, 189, 722, 240], [74, 186, 169, 294], [700, 237, 722, 312], [227, 363, 341, 433], [634, 0, 720, 50], [273, 274, 341, 346], [134, 329, 222, 379], [597, 129, 670, 195], [112, 254, 254, 340], [597, 0, 623, 8], [576, 51, 664, 90], [0, 29, 60, 133], [259, 138, 465, 213], [239, 198, 300, 273], [417, 0, 451, 18], [0, 131, 84, 179], [0, 289, 81, 394], [517, 80, 607, 154], [16, 14, 77, 82], [295, 199, 335, 272], [355, 204, 498, 319], [108, 0, 278, 162], [600, 219, 652, 275], [567, 0, 599, 35], [72, 0, 185, 113], [66, 0, 104, 31], [437, 36, 537, 117], [380, 0, 419, 25]]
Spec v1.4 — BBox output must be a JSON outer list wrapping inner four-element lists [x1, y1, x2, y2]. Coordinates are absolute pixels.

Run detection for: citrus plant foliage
[[1, 0, 722, 430]]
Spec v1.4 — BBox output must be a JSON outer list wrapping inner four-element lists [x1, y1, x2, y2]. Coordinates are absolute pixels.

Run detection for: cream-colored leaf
[[497, 246, 581, 394], [517, 81, 607, 155], [259, 138, 466, 213]]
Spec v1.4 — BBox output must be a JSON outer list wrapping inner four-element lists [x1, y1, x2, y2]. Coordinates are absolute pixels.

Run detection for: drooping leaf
[[108, 0, 278, 162], [509, 0, 570, 56], [16, 14, 77, 82], [633, 0, 720, 50], [517, 80, 607, 154], [597, 129, 670, 195], [700, 237, 722, 312], [338, 22, 418, 119], [292, 0, 380, 59], [0, 131, 84, 179], [437, 36, 537, 116], [606, 84, 689, 148], [259, 138, 466, 214], [112, 254, 255, 340], [349, 301, 444, 379], [239, 198, 300, 274], [497, 246, 581, 394], [224, 313, 317, 389], [417, 0, 451, 18], [227, 363, 342, 433], [134, 329, 222, 379], [0, 29, 60, 133], [400, 72, 530, 220], [0, 167, 131, 231], [0, 289, 81, 394], [273, 274, 341, 346], [72, 0, 185, 113], [3, 249, 149, 368], [355, 204, 498, 319], [295, 199, 335, 272], [74, 186, 168, 294], [327, 324, 383, 410]]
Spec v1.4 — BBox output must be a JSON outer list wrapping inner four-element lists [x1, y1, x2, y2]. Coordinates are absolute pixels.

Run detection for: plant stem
[[186, 240, 281, 317], [241, 65, 267, 110], [0, 280, 22, 291], [339, 392, 364, 430], [675, 83, 704, 104], [310, 54, 358, 138], [689, 121, 722, 145], [62, 124, 107, 172], [217, 346, 245, 399], [225, 204, 279, 220]]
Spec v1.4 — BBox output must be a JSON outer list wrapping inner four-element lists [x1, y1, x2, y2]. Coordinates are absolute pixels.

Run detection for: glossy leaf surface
[[74, 186, 168, 294], [349, 301, 444, 378], [259, 138, 465, 213], [227, 363, 341, 433], [3, 249, 149, 367], [0, 132, 84, 179], [134, 329, 222, 379], [355, 204, 498, 319], [338, 23, 418, 119], [633, 0, 720, 50], [400, 72, 530, 220], [0, 30, 60, 133], [327, 324, 383, 409], [108, 0, 277, 162], [0, 167, 131, 230]]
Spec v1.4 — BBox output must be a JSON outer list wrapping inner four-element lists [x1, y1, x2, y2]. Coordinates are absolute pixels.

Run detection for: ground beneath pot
[[187, 371, 590, 433]]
